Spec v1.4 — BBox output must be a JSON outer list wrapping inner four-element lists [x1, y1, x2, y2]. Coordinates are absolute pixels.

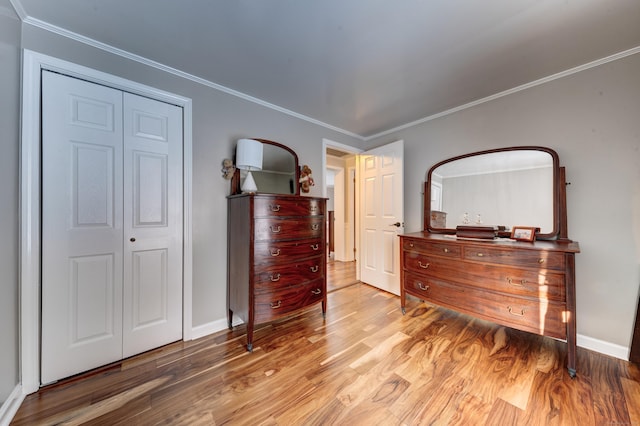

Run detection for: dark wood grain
[[11, 275, 640, 425], [228, 194, 327, 350], [400, 232, 579, 375]]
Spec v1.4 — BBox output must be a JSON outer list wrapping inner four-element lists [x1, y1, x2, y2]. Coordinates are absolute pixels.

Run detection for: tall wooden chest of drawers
[[227, 194, 327, 351], [400, 232, 580, 377]]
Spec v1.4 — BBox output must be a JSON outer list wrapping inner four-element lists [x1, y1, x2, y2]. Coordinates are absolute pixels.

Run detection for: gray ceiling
[[14, 0, 640, 138]]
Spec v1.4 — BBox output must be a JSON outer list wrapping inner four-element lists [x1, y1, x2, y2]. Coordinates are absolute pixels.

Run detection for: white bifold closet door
[[41, 71, 183, 384]]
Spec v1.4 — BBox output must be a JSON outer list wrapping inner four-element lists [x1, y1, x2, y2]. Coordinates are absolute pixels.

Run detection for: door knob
[[130, 237, 136, 242], [390, 222, 402, 227]]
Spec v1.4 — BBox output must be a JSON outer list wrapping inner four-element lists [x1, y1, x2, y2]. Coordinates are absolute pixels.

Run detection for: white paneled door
[[359, 140, 404, 295], [41, 71, 183, 384]]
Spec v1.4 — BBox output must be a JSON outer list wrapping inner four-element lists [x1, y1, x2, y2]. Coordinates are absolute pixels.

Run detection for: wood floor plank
[[484, 398, 521, 426], [581, 349, 631, 425], [11, 262, 640, 426], [621, 376, 640, 425]]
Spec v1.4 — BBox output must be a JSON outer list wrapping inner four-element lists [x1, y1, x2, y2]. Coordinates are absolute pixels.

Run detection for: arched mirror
[[425, 146, 561, 240], [231, 139, 300, 195]]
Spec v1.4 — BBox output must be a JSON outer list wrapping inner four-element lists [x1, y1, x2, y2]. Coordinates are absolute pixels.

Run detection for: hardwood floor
[[12, 266, 640, 425]]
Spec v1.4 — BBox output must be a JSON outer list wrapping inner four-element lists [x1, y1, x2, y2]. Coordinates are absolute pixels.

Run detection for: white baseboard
[[190, 316, 244, 341], [577, 333, 629, 361], [0, 384, 25, 426]]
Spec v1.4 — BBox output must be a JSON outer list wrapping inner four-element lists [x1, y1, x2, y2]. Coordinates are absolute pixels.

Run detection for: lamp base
[[241, 171, 258, 193]]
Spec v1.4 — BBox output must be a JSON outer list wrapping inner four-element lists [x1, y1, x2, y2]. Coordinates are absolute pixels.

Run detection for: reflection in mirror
[[247, 143, 297, 194], [233, 139, 299, 195], [427, 147, 559, 239]]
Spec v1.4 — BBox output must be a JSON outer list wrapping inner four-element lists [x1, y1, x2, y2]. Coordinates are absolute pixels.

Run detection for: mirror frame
[[424, 146, 562, 241], [231, 138, 300, 196]]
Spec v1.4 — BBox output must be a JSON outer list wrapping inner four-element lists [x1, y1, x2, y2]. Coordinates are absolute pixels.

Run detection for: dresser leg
[[246, 321, 254, 352], [227, 309, 233, 330]]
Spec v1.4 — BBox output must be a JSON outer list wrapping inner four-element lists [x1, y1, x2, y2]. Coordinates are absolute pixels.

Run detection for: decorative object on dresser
[[227, 139, 327, 351], [511, 226, 539, 242], [221, 158, 236, 180], [401, 146, 580, 377], [299, 164, 315, 193], [235, 138, 263, 193], [455, 225, 498, 239]]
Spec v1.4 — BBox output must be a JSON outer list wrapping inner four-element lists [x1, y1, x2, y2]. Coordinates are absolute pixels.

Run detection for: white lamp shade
[[236, 139, 263, 171]]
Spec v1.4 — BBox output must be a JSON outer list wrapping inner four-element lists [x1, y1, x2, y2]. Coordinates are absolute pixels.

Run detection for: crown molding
[[8, 0, 26, 20], [364, 45, 640, 141], [12, 0, 640, 142], [20, 14, 364, 141]]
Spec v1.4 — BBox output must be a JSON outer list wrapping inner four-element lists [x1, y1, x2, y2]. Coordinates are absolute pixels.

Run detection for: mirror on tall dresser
[[425, 146, 561, 240], [231, 139, 300, 195]]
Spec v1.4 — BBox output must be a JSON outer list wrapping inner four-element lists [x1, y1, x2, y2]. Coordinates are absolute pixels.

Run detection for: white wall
[[20, 24, 363, 334], [0, 0, 22, 404], [366, 53, 640, 352]]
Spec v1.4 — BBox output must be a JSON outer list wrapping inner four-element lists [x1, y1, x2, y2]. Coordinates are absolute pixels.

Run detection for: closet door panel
[[41, 71, 124, 384], [122, 92, 183, 358]]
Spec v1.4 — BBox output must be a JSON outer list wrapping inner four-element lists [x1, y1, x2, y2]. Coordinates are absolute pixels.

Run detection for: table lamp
[[236, 138, 263, 193]]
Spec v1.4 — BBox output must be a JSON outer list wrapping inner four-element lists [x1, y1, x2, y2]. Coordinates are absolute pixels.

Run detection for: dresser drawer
[[254, 197, 324, 217], [402, 238, 461, 258], [254, 278, 325, 323], [402, 251, 463, 279], [404, 273, 566, 339], [254, 217, 324, 241], [404, 253, 565, 301], [254, 256, 324, 291], [463, 246, 565, 270], [254, 239, 323, 264]]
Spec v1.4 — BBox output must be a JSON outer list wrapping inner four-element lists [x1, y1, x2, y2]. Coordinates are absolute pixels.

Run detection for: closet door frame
[[20, 50, 193, 394]]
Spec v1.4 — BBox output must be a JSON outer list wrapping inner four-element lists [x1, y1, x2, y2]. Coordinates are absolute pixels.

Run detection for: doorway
[[323, 139, 360, 290]]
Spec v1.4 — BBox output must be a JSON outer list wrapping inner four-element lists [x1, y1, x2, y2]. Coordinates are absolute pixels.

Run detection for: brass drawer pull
[[311, 223, 320, 231], [418, 261, 430, 269], [310, 244, 319, 250], [538, 258, 545, 264], [443, 248, 450, 253], [476, 253, 484, 257], [270, 273, 281, 282], [270, 300, 282, 309], [417, 282, 429, 291], [506, 277, 527, 286], [270, 204, 281, 212], [270, 249, 281, 257], [311, 288, 322, 295], [507, 306, 526, 317], [310, 265, 319, 273], [409, 243, 414, 248], [270, 225, 282, 233]]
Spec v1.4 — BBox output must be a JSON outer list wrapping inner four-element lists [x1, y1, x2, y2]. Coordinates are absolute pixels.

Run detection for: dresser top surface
[[227, 193, 327, 201], [400, 231, 580, 253]]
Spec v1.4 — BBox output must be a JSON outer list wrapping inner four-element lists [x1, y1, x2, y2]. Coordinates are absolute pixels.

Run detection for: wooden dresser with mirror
[[227, 139, 327, 351], [400, 147, 580, 377]]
